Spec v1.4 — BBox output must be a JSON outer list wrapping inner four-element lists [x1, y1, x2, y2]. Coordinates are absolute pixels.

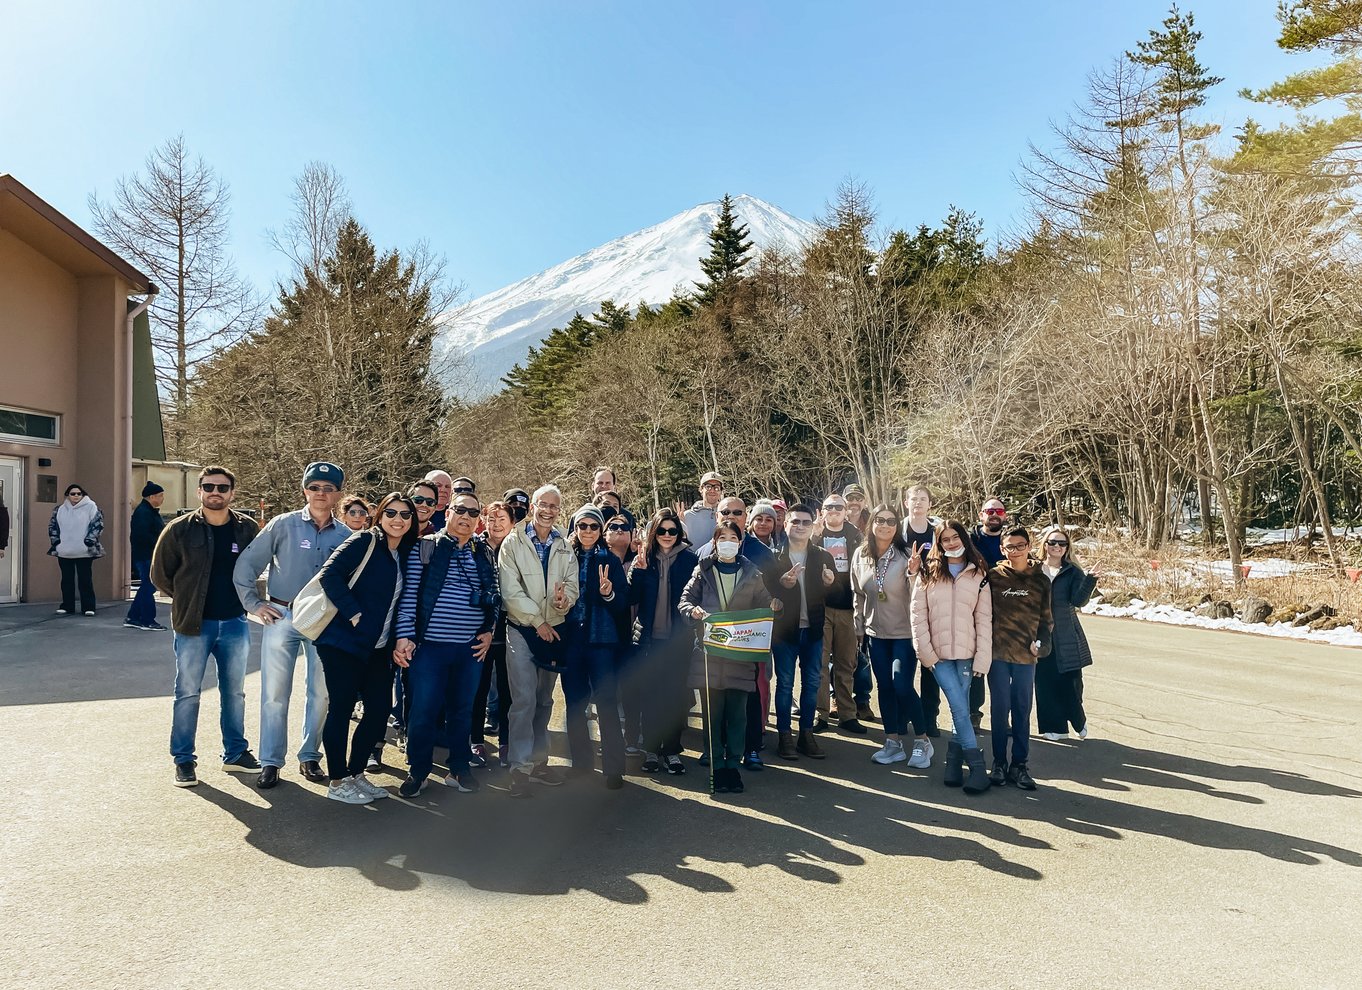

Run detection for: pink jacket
[[909, 563, 993, 675]]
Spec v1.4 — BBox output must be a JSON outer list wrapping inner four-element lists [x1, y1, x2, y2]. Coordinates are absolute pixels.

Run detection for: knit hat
[[748, 502, 778, 524], [842, 484, 867, 499], [572, 505, 605, 529], [302, 461, 344, 488], [141, 481, 164, 497]]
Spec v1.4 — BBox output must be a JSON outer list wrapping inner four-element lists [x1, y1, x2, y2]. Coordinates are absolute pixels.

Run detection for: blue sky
[[1, 1, 1324, 302]]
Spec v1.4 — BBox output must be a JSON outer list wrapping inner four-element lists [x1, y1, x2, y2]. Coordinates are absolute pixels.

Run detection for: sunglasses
[[576, 522, 600, 532], [345, 507, 369, 516], [656, 526, 680, 537], [450, 505, 480, 517], [873, 516, 897, 526], [453, 487, 474, 495], [788, 518, 813, 527], [409, 495, 436, 505], [984, 507, 1007, 516], [382, 508, 413, 520], [305, 484, 337, 494], [718, 509, 744, 517], [67, 491, 85, 497], [1045, 539, 1069, 547], [607, 523, 632, 533], [200, 483, 232, 494], [823, 503, 846, 511]]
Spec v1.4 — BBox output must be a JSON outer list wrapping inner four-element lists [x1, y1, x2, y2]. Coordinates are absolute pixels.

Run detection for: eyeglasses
[[576, 522, 600, 532], [450, 505, 480, 517], [983, 507, 1006, 516], [718, 509, 744, 517], [607, 523, 632, 532], [873, 517, 897, 526], [701, 482, 722, 490], [382, 508, 413, 520], [200, 483, 231, 494], [409, 495, 436, 505], [656, 526, 680, 537], [305, 484, 337, 494], [1045, 539, 1069, 548], [1003, 544, 1030, 553]]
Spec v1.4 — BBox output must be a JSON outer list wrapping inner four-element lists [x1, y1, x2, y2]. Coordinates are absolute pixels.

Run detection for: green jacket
[[151, 508, 260, 636]]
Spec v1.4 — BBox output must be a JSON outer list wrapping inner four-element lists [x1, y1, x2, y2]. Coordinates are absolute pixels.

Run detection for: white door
[[0, 456, 22, 603]]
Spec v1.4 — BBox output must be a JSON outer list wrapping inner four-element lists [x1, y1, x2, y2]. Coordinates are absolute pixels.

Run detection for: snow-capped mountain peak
[[437, 194, 816, 394]]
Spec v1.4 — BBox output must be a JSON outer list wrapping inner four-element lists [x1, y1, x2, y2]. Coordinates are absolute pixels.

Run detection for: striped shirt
[[395, 539, 486, 644]]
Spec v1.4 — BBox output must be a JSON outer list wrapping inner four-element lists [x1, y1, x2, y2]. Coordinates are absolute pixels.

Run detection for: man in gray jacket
[[682, 471, 724, 548], [233, 461, 348, 789]]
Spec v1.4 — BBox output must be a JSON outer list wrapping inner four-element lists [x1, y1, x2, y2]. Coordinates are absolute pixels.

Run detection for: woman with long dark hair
[[630, 506, 698, 775], [1035, 526, 1099, 742], [313, 492, 419, 804], [909, 519, 993, 795], [851, 505, 933, 769]]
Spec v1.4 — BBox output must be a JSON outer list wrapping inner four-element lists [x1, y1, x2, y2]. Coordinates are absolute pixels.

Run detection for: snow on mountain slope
[[436, 194, 816, 394]]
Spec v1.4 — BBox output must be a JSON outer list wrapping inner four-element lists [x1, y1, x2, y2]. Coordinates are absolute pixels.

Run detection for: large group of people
[[146, 461, 1101, 802]]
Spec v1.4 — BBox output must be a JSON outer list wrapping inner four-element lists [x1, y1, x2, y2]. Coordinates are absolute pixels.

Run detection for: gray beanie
[[572, 505, 605, 529]]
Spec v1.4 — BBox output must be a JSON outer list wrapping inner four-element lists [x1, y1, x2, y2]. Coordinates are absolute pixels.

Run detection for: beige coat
[[850, 545, 915, 640], [498, 522, 580, 628], [909, 562, 994, 675]]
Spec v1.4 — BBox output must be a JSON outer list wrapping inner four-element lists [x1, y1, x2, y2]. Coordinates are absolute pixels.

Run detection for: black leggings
[[641, 634, 694, 756], [470, 640, 510, 747], [317, 643, 394, 780], [58, 557, 96, 612]]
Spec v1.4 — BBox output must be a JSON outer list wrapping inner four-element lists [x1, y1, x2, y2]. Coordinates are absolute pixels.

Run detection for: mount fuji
[[436, 194, 816, 395]]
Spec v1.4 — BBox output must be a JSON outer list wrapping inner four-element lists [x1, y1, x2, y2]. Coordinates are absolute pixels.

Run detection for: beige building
[[0, 175, 155, 605]]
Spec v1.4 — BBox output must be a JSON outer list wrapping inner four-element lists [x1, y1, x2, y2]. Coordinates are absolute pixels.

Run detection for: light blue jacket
[[232, 507, 348, 611]]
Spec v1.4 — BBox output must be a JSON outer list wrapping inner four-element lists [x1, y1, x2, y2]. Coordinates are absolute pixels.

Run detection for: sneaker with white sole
[[1077, 724, 1089, 739], [326, 778, 373, 804], [908, 737, 934, 769], [351, 773, 389, 800], [871, 739, 906, 765], [443, 772, 479, 793], [1041, 731, 1068, 741]]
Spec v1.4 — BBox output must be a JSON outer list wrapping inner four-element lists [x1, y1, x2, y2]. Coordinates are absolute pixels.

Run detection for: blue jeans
[[988, 660, 1036, 766], [772, 628, 823, 733], [258, 609, 329, 768], [170, 617, 249, 764], [931, 659, 979, 750], [563, 641, 626, 775], [126, 558, 157, 626], [406, 641, 483, 781], [868, 637, 926, 736]]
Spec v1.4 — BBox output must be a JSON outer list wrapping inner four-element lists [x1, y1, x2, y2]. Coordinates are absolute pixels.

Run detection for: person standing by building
[[48, 483, 103, 616], [986, 527, 1053, 790], [152, 466, 260, 787], [393, 491, 500, 798], [233, 461, 348, 789], [125, 482, 166, 630], [683, 471, 725, 548], [498, 484, 579, 797], [910, 520, 994, 795], [813, 493, 866, 734], [313, 492, 419, 804], [1035, 525, 1098, 742]]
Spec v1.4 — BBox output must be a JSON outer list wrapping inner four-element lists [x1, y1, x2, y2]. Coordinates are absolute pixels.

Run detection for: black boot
[[943, 741, 964, 787], [989, 762, 1007, 786], [963, 747, 991, 794], [1010, 762, 1037, 790]]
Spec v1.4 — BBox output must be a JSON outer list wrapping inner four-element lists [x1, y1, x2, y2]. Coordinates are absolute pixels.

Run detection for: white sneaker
[[1042, 731, 1068, 741], [907, 737, 933, 769], [351, 772, 389, 800], [83, 611, 96, 616], [871, 739, 906, 765], [326, 778, 373, 804], [1077, 725, 1089, 739]]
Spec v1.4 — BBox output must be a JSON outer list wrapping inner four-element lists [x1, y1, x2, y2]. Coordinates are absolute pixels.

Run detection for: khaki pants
[[817, 606, 858, 721]]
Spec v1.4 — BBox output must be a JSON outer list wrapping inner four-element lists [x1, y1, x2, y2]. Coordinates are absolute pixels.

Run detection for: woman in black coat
[[314, 492, 419, 803], [629, 507, 699, 776], [1035, 526, 1099, 741]]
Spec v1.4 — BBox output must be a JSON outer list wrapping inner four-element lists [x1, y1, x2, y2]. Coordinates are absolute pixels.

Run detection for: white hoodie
[[54, 496, 100, 558]]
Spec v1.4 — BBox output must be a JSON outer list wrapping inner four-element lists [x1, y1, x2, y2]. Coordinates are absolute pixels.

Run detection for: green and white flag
[[702, 608, 775, 662]]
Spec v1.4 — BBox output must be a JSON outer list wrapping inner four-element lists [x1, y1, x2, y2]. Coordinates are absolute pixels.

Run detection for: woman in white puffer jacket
[[909, 519, 993, 794]]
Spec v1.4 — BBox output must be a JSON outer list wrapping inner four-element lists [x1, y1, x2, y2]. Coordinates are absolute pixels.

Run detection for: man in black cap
[[233, 460, 348, 788], [125, 481, 167, 630], [503, 488, 530, 524]]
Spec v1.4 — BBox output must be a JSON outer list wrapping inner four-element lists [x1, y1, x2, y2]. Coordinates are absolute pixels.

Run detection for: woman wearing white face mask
[[909, 519, 994, 794], [679, 520, 771, 795]]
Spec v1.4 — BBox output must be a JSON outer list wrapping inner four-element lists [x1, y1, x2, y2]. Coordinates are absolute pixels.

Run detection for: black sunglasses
[[576, 522, 601, 531], [409, 495, 436, 505], [718, 509, 744, 516], [200, 483, 231, 494], [450, 505, 480, 517], [607, 523, 632, 532], [382, 508, 413, 520], [345, 506, 369, 515], [453, 486, 474, 495], [655, 526, 680, 537], [873, 516, 897, 526], [1045, 539, 1069, 547]]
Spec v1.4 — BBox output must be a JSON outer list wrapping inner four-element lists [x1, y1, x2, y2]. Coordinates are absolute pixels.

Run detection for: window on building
[[0, 406, 59, 445]]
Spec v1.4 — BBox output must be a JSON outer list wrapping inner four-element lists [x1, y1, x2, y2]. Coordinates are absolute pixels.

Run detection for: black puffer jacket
[[1048, 561, 1098, 673]]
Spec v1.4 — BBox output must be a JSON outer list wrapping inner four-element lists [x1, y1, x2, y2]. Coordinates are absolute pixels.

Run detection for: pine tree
[[694, 194, 754, 305]]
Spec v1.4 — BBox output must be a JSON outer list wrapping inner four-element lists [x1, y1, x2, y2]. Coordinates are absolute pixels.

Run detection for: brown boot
[[777, 732, 799, 760], [797, 730, 826, 759]]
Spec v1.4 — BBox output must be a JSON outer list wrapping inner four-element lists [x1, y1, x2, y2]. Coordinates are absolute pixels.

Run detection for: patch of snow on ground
[[1186, 558, 1323, 579], [1083, 597, 1362, 647]]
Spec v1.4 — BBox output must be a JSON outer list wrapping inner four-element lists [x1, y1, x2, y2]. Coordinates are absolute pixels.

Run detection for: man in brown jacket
[[987, 526, 1053, 790], [151, 466, 261, 789]]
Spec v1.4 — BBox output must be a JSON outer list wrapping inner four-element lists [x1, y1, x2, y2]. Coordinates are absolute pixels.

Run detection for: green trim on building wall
[[130, 305, 166, 461]]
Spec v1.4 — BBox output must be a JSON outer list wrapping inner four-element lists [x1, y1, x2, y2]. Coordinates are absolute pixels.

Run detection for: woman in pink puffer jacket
[[909, 520, 993, 794]]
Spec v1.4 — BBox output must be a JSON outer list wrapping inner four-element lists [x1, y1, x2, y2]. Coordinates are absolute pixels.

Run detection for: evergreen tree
[[694, 194, 754, 305]]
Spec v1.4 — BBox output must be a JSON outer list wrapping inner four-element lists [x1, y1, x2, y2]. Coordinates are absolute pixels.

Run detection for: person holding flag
[[680, 520, 776, 796]]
